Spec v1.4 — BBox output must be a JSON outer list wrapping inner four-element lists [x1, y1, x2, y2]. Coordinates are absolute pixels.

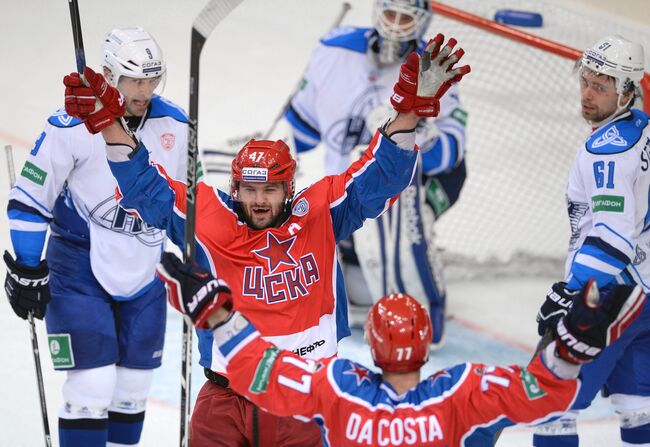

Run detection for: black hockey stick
[[181, 1, 244, 445], [6, 145, 52, 447]]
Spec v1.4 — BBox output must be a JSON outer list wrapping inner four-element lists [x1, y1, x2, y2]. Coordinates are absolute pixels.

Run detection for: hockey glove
[[390, 34, 471, 118], [537, 282, 575, 336], [156, 252, 233, 329], [555, 280, 646, 364], [3, 251, 51, 320], [63, 67, 126, 134]]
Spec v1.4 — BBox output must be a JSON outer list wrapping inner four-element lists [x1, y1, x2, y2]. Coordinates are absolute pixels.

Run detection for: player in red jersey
[[63, 34, 470, 445], [157, 253, 646, 447]]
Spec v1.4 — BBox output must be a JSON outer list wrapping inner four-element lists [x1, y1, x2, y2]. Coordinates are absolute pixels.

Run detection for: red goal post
[[429, 1, 650, 114]]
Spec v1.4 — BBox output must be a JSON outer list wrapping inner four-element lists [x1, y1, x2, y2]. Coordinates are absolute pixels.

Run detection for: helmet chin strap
[[588, 92, 635, 129]]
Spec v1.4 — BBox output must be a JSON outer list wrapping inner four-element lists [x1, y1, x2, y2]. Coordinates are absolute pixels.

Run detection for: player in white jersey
[[533, 36, 650, 447], [4, 27, 187, 447], [284, 0, 467, 345]]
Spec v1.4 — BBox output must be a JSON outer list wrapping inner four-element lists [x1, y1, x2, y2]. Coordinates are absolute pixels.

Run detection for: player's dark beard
[[235, 201, 292, 230]]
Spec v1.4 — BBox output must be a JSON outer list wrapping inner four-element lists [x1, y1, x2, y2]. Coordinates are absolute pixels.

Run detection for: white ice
[[1, 0, 648, 446]]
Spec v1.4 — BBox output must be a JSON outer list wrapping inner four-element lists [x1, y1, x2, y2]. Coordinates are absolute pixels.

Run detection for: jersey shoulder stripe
[[47, 109, 83, 128], [320, 26, 372, 54], [586, 109, 649, 155], [149, 96, 189, 123]]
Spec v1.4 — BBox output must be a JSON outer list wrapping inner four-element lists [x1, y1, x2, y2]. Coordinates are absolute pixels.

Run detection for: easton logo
[[242, 167, 268, 182]]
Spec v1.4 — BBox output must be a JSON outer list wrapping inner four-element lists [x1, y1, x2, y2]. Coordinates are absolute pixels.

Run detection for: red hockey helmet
[[365, 293, 432, 373], [230, 139, 296, 199]]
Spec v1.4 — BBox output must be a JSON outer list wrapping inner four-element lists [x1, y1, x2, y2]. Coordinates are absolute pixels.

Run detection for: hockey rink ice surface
[[1, 0, 646, 445]]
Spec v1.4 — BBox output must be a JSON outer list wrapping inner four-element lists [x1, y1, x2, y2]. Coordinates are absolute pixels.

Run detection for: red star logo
[[429, 369, 452, 386], [253, 233, 298, 273], [344, 362, 372, 386]]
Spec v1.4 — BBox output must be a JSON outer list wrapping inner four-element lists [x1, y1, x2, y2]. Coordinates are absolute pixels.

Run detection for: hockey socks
[[59, 417, 108, 447], [108, 410, 146, 446]]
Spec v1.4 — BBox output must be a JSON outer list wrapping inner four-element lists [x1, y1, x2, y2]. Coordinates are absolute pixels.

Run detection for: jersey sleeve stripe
[[583, 236, 631, 265], [574, 252, 623, 274], [594, 222, 634, 251], [12, 186, 52, 217]]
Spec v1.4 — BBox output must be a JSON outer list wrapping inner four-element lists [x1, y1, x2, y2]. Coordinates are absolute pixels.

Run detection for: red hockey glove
[[555, 280, 646, 364], [391, 34, 471, 118], [63, 67, 126, 134], [156, 252, 233, 329]]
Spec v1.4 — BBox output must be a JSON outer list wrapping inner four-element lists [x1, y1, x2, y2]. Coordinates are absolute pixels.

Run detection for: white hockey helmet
[[372, 0, 432, 65], [100, 27, 166, 86], [373, 0, 432, 43], [579, 35, 644, 96]]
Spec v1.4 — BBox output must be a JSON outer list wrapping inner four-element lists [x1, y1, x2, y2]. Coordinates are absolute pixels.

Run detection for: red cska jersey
[[212, 311, 581, 447], [108, 130, 418, 371]]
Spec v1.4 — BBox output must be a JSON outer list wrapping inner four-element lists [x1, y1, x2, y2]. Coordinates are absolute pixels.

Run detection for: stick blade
[[193, 0, 244, 38]]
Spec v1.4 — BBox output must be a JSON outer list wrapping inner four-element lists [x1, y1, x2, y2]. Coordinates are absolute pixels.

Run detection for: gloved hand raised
[[3, 251, 51, 320], [63, 67, 126, 134], [156, 252, 233, 329], [390, 34, 470, 118], [555, 280, 646, 364]]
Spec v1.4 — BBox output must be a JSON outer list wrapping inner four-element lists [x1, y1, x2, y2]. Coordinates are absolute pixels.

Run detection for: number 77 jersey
[[213, 312, 580, 447]]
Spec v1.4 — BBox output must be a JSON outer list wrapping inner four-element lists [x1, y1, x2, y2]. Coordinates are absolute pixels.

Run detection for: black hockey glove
[[3, 251, 51, 320], [537, 282, 576, 336], [156, 252, 233, 329], [555, 280, 647, 364]]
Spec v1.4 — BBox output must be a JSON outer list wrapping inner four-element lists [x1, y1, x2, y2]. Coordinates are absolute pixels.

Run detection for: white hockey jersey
[[565, 108, 650, 293], [8, 96, 188, 299], [285, 26, 466, 177]]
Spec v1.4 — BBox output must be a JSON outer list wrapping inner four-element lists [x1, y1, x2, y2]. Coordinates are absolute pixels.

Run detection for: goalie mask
[[577, 35, 645, 123], [230, 139, 296, 201], [365, 293, 432, 373], [372, 0, 432, 65], [101, 27, 167, 93]]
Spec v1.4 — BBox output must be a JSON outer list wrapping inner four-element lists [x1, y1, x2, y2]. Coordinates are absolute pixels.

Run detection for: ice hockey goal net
[[429, 0, 650, 279]]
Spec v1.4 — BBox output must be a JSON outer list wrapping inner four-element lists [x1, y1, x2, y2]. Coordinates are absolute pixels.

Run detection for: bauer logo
[[592, 195, 624, 213], [21, 161, 47, 186], [242, 167, 268, 182], [48, 334, 75, 368]]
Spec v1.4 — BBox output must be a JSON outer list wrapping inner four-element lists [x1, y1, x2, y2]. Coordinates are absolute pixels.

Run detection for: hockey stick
[[67, 0, 136, 141], [181, 1, 244, 445], [492, 282, 599, 445], [202, 1, 352, 177], [5, 145, 52, 447], [262, 1, 351, 139]]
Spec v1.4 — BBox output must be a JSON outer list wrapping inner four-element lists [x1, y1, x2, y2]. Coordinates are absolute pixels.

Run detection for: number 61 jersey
[[212, 311, 580, 447]]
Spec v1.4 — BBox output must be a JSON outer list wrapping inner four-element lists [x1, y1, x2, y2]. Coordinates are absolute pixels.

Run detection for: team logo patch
[[592, 194, 624, 213], [160, 132, 176, 150], [592, 126, 628, 148], [242, 167, 268, 182], [634, 245, 647, 265], [48, 334, 75, 368], [292, 198, 309, 216], [57, 114, 74, 127], [250, 346, 280, 394], [520, 366, 547, 400], [21, 161, 47, 186]]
